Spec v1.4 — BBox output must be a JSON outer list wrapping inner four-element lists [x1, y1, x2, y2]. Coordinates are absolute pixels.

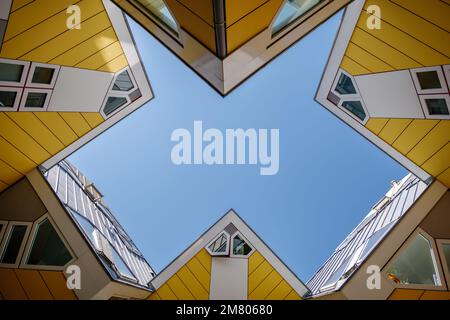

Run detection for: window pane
[[386, 234, 440, 286], [113, 71, 134, 92], [71, 210, 97, 245], [417, 71, 442, 90], [442, 244, 450, 275], [425, 99, 449, 115], [0, 91, 17, 108], [111, 247, 136, 280], [272, 0, 323, 35], [103, 97, 127, 116], [0, 62, 24, 82], [335, 73, 357, 95], [25, 92, 47, 108], [27, 219, 72, 266], [135, 0, 178, 35], [233, 235, 252, 256], [342, 101, 366, 121], [1, 225, 27, 264], [208, 233, 228, 253], [359, 221, 396, 262], [32, 67, 55, 84]]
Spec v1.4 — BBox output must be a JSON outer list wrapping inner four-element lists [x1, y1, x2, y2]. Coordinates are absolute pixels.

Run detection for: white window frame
[[383, 228, 446, 291], [418, 94, 450, 120], [411, 66, 447, 95], [332, 69, 361, 99], [230, 231, 254, 259], [0, 86, 22, 111], [0, 221, 32, 268], [108, 67, 138, 95], [26, 62, 60, 89], [443, 65, 450, 91], [338, 97, 369, 124], [436, 239, 450, 289], [19, 88, 52, 111], [100, 94, 130, 118], [0, 58, 30, 87], [0, 221, 8, 245], [20, 214, 76, 271], [205, 231, 230, 256]]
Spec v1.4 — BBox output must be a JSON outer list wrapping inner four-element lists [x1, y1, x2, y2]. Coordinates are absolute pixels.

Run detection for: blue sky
[[69, 11, 407, 281]]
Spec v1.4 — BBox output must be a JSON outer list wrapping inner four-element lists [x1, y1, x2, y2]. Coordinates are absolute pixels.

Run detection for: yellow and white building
[[316, 0, 450, 188], [112, 0, 351, 95], [0, 0, 153, 193]]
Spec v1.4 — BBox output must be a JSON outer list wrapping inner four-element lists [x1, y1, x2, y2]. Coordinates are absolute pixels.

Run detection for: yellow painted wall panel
[[0, 137, 36, 174], [389, 289, 423, 300], [421, 143, 450, 177], [177, 265, 209, 300], [390, 0, 450, 32], [378, 119, 412, 145], [392, 119, 439, 155], [248, 260, 273, 293], [97, 54, 128, 73], [167, 274, 195, 300], [59, 113, 91, 137], [4, 0, 79, 42], [340, 56, 370, 76], [0, 268, 28, 300], [11, 0, 34, 12], [365, 118, 389, 135], [363, 0, 450, 57], [248, 269, 282, 300], [0, 159, 22, 185], [0, 113, 50, 164], [265, 280, 292, 300], [226, 0, 283, 53], [76, 41, 124, 70], [22, 12, 114, 63], [356, 14, 449, 67], [284, 290, 301, 300], [81, 113, 105, 128], [1, 0, 105, 60], [157, 283, 178, 300], [345, 42, 393, 73], [7, 112, 65, 155], [186, 257, 211, 292], [226, 0, 268, 26], [407, 121, 450, 166], [437, 168, 450, 189], [50, 27, 118, 67], [148, 292, 161, 300], [0, 181, 8, 192], [177, 0, 214, 26], [195, 248, 212, 273], [34, 113, 78, 146], [349, 27, 421, 70], [248, 251, 264, 274], [39, 271, 77, 300], [420, 290, 450, 300], [15, 269, 53, 300]]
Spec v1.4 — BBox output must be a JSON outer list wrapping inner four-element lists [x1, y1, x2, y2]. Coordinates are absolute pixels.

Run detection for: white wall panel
[[210, 257, 248, 300]]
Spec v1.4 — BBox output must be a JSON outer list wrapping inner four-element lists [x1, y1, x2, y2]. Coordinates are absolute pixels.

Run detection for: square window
[[0, 91, 17, 108], [0, 62, 24, 82], [416, 71, 442, 90], [25, 92, 47, 108], [425, 98, 449, 115], [31, 67, 55, 85]]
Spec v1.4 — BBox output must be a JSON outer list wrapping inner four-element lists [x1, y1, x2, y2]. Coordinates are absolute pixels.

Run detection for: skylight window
[[113, 70, 134, 92], [272, 0, 324, 36], [232, 233, 253, 257], [135, 0, 178, 35], [206, 232, 230, 256], [335, 73, 357, 95], [342, 101, 366, 121]]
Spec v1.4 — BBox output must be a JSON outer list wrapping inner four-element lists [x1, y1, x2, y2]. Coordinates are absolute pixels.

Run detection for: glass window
[[232, 234, 252, 256], [111, 247, 136, 280], [322, 256, 351, 289], [335, 73, 357, 95], [386, 233, 441, 286], [442, 244, 450, 275], [272, 0, 323, 36], [1, 225, 27, 264], [26, 218, 72, 267], [208, 232, 229, 254], [103, 97, 127, 116], [425, 98, 449, 115], [32, 67, 55, 84], [135, 0, 178, 35], [359, 221, 396, 262], [416, 71, 442, 90], [25, 92, 47, 108], [0, 91, 17, 108], [0, 62, 24, 82], [113, 70, 134, 92], [342, 100, 366, 121], [71, 210, 97, 245]]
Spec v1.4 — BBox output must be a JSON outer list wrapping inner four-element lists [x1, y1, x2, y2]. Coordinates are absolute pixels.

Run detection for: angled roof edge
[[150, 208, 310, 297]]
